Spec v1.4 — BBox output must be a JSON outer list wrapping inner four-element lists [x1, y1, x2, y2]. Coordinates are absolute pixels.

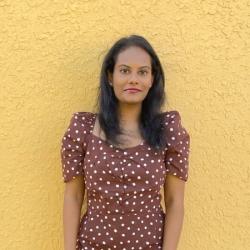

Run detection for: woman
[[61, 34, 190, 250]]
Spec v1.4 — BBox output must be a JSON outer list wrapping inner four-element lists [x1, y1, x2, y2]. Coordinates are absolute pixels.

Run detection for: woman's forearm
[[63, 195, 83, 250], [162, 202, 184, 250]]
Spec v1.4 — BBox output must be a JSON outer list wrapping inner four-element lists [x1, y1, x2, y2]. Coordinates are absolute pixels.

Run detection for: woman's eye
[[120, 69, 129, 73], [120, 69, 148, 75], [139, 70, 148, 75]]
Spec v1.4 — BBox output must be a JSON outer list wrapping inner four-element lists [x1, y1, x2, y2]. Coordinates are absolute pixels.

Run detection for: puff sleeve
[[164, 111, 190, 182], [60, 113, 87, 183]]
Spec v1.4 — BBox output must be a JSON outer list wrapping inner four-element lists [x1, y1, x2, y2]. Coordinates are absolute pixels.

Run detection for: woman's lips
[[124, 88, 142, 93]]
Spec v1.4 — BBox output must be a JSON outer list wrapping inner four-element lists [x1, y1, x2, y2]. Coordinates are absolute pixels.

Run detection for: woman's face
[[108, 46, 154, 105]]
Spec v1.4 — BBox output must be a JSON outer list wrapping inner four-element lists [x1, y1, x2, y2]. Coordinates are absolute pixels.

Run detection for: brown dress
[[60, 111, 190, 250]]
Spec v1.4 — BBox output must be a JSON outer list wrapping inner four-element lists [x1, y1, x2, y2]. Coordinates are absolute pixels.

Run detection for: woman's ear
[[108, 71, 113, 86]]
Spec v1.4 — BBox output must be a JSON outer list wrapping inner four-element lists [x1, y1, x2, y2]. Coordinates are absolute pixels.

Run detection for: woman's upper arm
[[64, 175, 85, 201], [60, 112, 88, 198], [163, 110, 191, 206], [164, 175, 185, 207]]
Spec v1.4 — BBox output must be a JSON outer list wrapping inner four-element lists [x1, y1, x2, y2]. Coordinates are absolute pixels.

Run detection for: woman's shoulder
[[70, 111, 96, 123], [73, 111, 95, 118], [161, 109, 190, 143], [161, 109, 189, 135], [161, 110, 182, 124], [64, 111, 96, 134]]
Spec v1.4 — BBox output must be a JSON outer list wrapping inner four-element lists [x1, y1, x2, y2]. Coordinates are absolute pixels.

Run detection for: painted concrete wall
[[0, 0, 249, 249]]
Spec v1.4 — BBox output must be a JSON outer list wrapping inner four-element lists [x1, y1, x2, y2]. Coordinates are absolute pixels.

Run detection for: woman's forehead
[[115, 46, 151, 67]]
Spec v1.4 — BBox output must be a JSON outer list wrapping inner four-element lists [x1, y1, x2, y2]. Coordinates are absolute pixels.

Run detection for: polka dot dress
[[60, 111, 190, 250]]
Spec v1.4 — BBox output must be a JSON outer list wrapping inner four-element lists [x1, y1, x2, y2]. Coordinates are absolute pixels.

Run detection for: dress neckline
[[90, 113, 145, 151]]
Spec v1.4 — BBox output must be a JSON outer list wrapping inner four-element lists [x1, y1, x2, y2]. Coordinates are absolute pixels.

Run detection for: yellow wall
[[1, 1, 249, 249]]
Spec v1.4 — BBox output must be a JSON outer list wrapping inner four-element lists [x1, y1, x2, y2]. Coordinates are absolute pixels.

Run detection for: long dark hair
[[94, 34, 167, 151]]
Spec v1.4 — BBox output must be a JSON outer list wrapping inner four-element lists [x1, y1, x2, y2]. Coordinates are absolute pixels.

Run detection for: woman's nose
[[128, 72, 139, 84]]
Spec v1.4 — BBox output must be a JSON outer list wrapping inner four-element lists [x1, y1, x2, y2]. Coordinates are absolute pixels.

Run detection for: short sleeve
[[164, 111, 191, 182], [60, 112, 88, 183]]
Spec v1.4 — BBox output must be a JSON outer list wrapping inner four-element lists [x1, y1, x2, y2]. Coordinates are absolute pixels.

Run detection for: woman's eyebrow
[[118, 64, 151, 69]]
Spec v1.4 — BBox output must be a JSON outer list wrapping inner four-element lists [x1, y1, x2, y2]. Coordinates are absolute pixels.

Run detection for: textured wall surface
[[0, 0, 249, 249]]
